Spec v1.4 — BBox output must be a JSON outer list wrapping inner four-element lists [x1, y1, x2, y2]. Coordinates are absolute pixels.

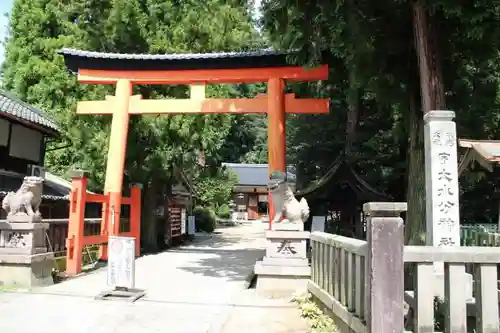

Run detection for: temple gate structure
[[58, 48, 329, 271]]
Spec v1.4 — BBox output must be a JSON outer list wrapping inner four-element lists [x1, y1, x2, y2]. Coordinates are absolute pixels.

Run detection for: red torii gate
[[58, 48, 329, 269]]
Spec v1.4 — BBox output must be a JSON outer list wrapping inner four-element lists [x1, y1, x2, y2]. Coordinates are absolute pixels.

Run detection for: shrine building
[[223, 163, 295, 220]]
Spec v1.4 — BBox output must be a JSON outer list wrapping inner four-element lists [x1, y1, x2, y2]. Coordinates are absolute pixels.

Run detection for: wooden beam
[[76, 94, 330, 115], [190, 84, 206, 100], [77, 65, 329, 85]]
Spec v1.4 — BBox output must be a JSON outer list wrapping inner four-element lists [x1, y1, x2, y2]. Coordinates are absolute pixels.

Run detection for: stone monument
[[254, 171, 311, 297], [0, 176, 54, 287], [423, 110, 472, 299]]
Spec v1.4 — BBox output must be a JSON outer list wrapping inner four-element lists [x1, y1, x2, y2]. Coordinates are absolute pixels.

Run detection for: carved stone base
[[0, 252, 54, 287], [0, 222, 49, 254], [0, 219, 53, 287], [254, 230, 311, 298]]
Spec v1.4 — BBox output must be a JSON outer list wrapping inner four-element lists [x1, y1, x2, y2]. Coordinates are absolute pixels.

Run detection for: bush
[[193, 206, 216, 233], [217, 204, 231, 219]]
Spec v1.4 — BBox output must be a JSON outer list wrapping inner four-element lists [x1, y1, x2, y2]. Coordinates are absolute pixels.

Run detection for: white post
[[424, 111, 472, 299], [424, 111, 461, 259]]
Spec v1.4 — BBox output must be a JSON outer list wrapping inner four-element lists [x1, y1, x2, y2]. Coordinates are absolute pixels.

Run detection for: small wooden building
[[297, 156, 390, 239], [163, 181, 194, 243], [223, 163, 296, 220], [0, 89, 62, 217]]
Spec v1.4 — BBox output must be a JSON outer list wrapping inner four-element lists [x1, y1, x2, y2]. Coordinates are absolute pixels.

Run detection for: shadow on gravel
[[172, 247, 264, 281]]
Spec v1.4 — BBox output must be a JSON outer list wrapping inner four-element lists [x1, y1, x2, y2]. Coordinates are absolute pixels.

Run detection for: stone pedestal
[[0, 216, 54, 287], [254, 223, 310, 298]]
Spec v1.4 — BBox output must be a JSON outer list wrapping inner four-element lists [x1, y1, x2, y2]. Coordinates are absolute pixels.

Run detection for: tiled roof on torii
[[57, 48, 300, 73]]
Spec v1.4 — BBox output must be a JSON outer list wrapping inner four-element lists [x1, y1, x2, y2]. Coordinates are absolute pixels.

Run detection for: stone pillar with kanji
[[423, 110, 472, 300]]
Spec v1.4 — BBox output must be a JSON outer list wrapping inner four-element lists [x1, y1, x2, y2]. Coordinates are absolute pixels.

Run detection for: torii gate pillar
[[267, 77, 286, 223], [103, 79, 132, 236]]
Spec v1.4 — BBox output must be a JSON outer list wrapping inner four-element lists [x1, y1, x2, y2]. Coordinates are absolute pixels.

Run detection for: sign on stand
[[96, 235, 145, 302], [188, 215, 196, 235], [181, 208, 187, 235], [311, 216, 326, 233], [107, 236, 136, 289]]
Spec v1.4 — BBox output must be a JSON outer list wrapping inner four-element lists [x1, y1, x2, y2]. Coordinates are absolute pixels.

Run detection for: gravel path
[[0, 224, 309, 333]]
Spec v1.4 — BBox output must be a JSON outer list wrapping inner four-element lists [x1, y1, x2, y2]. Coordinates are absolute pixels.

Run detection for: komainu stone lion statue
[[268, 171, 310, 225], [1, 176, 43, 218]]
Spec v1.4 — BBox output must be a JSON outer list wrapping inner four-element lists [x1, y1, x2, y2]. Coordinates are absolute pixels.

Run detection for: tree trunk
[[412, 0, 446, 112], [406, 0, 446, 245], [345, 85, 359, 156], [405, 90, 426, 245], [345, 0, 360, 157], [141, 179, 159, 252]]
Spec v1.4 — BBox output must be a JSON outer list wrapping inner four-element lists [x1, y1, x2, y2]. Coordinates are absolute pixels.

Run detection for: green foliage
[[193, 168, 238, 209], [216, 203, 231, 219], [2, 0, 263, 189], [261, 0, 500, 232], [193, 206, 216, 233], [2, 0, 265, 248], [292, 294, 338, 333]]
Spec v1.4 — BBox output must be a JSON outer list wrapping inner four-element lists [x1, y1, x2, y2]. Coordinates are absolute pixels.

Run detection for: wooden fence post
[[363, 202, 407, 333], [130, 183, 142, 257], [66, 170, 87, 276], [99, 196, 110, 261]]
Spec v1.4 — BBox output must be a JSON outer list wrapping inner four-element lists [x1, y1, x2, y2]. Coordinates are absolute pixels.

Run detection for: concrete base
[[0, 252, 54, 287], [262, 257, 309, 267], [95, 288, 146, 302], [254, 265, 310, 298]]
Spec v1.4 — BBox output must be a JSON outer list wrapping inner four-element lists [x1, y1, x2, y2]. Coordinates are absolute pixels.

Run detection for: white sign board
[[188, 215, 196, 235], [107, 236, 136, 289], [312, 216, 326, 233], [181, 208, 187, 235]]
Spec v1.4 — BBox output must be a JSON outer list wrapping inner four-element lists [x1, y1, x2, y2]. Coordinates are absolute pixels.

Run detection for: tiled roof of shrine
[[0, 90, 58, 135], [222, 163, 296, 187], [296, 155, 390, 201], [458, 139, 500, 174]]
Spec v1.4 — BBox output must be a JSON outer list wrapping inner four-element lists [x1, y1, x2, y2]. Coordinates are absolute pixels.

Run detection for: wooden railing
[[0, 217, 106, 254], [0, 218, 130, 250], [309, 202, 500, 333], [43, 218, 130, 255], [0, 217, 129, 273]]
